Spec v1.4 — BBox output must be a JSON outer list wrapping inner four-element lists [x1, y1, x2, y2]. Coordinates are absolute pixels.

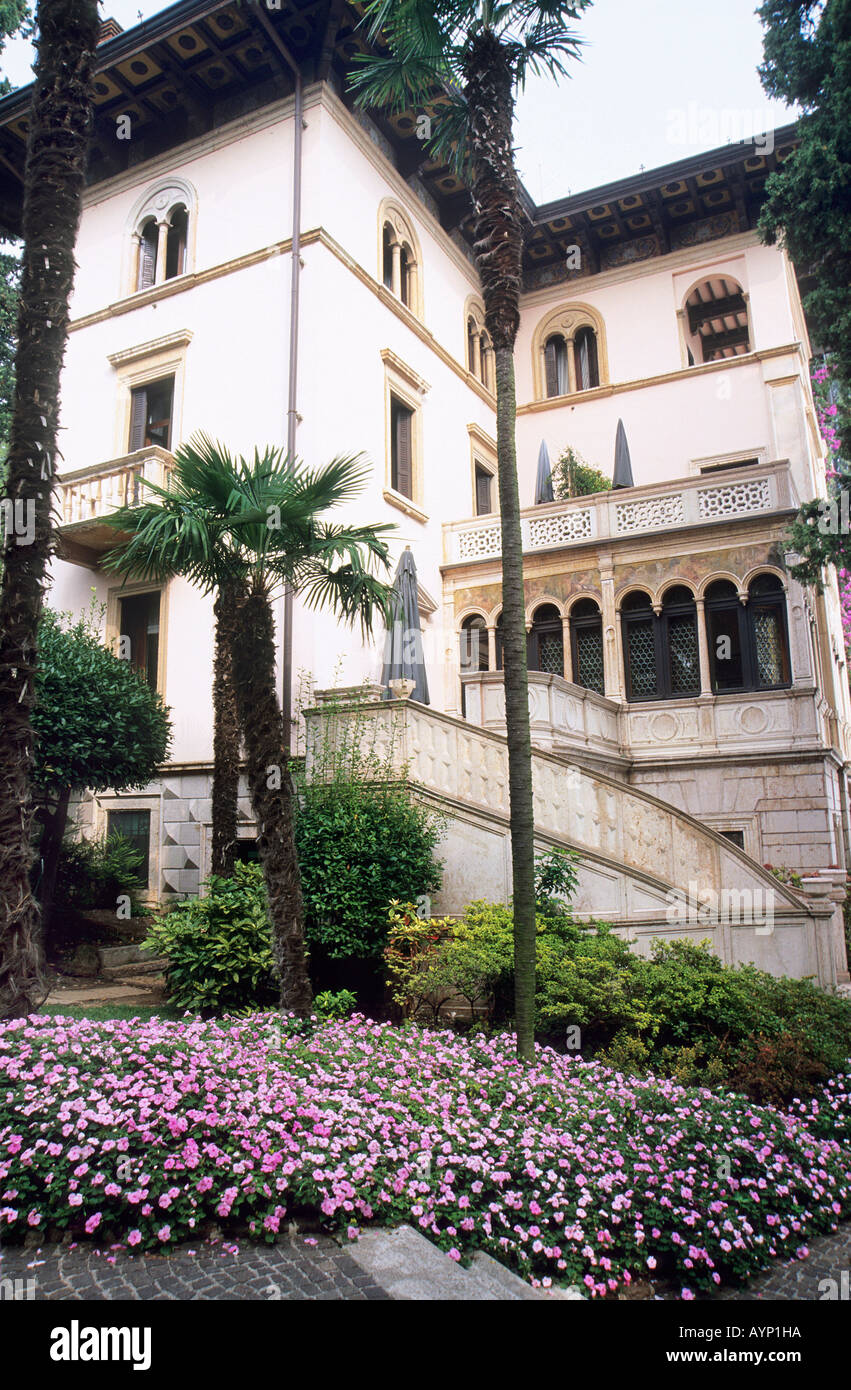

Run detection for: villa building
[[0, 1, 847, 986]]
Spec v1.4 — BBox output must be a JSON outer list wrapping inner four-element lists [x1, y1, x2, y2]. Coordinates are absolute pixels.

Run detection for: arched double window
[[570, 598, 604, 695], [534, 304, 606, 400], [622, 587, 700, 701], [490, 599, 605, 695], [379, 201, 421, 316], [705, 574, 791, 692], [466, 302, 495, 392], [129, 179, 195, 294]]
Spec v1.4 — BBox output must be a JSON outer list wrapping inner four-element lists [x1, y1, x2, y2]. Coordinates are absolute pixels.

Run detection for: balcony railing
[[443, 458, 799, 564], [60, 446, 173, 530]]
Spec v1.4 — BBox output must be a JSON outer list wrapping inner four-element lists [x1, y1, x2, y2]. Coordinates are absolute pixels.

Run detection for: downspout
[[254, 11, 303, 751], [283, 68, 303, 752]]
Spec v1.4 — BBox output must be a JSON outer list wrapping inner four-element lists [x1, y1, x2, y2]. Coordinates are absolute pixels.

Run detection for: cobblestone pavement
[[0, 1233, 389, 1301], [711, 1222, 851, 1301], [2, 1222, 849, 1301]]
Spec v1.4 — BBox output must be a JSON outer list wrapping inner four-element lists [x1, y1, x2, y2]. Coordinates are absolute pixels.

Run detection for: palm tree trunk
[[211, 583, 242, 876], [465, 31, 536, 1059], [229, 583, 313, 1015], [0, 0, 99, 1019]]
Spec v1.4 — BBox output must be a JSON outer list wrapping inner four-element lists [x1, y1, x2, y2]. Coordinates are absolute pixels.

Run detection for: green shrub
[[551, 447, 612, 499], [143, 863, 276, 1013], [293, 689, 443, 970], [313, 988, 358, 1020], [56, 833, 145, 914], [385, 894, 851, 1103]]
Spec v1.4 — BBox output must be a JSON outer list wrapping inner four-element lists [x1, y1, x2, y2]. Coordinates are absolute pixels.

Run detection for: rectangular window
[[118, 590, 160, 691], [129, 376, 174, 452], [475, 464, 493, 516], [106, 809, 151, 888], [720, 829, 745, 850], [390, 395, 414, 499]]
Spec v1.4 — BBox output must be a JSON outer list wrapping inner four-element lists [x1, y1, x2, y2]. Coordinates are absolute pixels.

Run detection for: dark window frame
[[527, 603, 564, 676], [106, 808, 152, 889], [622, 588, 701, 702], [570, 600, 605, 695], [390, 394, 414, 499], [706, 575, 791, 694]]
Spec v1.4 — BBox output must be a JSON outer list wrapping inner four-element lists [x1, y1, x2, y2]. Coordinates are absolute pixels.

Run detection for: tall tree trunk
[[0, 0, 99, 1019], [211, 583, 242, 876], [465, 31, 536, 1060], [229, 582, 313, 1015], [35, 784, 72, 954]]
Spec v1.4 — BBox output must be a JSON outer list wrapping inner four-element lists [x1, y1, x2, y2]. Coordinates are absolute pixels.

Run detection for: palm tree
[[105, 434, 395, 1016], [103, 448, 248, 880], [0, 0, 100, 1019], [350, 0, 589, 1058]]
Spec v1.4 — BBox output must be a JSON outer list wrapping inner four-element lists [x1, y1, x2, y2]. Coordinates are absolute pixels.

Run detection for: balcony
[[443, 458, 798, 564], [59, 446, 173, 562]]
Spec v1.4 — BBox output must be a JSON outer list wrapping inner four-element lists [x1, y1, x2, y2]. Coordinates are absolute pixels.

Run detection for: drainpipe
[[254, 11, 303, 752]]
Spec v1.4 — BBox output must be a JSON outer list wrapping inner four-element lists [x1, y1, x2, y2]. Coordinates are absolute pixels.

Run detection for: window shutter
[[475, 466, 492, 515], [395, 404, 413, 498], [129, 387, 147, 453], [137, 223, 157, 290], [544, 337, 560, 397]]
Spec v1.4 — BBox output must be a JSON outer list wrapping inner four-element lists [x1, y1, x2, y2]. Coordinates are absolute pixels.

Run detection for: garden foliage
[[2, 1011, 849, 1298]]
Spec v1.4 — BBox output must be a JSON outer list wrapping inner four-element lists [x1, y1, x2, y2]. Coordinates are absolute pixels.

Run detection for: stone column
[[565, 334, 577, 395], [561, 616, 573, 683], [487, 625, 497, 673], [155, 219, 169, 285], [600, 568, 622, 699], [483, 343, 495, 392], [391, 241, 402, 299], [471, 331, 482, 382], [131, 233, 142, 293], [695, 598, 713, 695]]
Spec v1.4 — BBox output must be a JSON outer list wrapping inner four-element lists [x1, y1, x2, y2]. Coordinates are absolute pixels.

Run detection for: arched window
[[683, 275, 750, 364], [533, 304, 607, 400], [544, 334, 569, 397], [748, 574, 791, 687], [705, 579, 744, 692], [128, 179, 195, 295], [570, 598, 604, 695], [707, 574, 790, 691], [528, 603, 564, 675], [379, 201, 421, 317], [459, 614, 489, 673], [465, 299, 494, 392], [573, 326, 600, 391], [622, 586, 700, 701]]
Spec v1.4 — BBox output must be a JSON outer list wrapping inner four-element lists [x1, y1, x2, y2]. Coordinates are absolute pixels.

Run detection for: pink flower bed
[[1, 1012, 849, 1298]]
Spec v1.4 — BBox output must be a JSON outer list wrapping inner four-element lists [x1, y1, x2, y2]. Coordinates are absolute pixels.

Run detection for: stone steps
[[345, 1224, 580, 1300]]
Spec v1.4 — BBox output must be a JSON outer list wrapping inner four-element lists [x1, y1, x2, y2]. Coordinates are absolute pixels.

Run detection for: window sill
[[383, 489, 428, 524]]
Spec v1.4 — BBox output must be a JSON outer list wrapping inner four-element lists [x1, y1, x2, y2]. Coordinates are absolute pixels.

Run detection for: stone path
[[0, 1233, 388, 1301], [1, 1222, 848, 1301]]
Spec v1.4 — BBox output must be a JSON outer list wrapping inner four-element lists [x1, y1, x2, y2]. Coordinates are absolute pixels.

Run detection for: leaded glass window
[[705, 573, 790, 693], [570, 598, 604, 695], [528, 604, 564, 676]]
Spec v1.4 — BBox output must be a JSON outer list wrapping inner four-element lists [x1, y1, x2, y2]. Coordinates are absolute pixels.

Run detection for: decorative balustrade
[[443, 458, 797, 564], [60, 446, 174, 529]]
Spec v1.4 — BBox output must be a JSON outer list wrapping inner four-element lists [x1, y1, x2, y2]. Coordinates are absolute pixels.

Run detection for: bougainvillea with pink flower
[[1, 1012, 849, 1300], [788, 359, 851, 662]]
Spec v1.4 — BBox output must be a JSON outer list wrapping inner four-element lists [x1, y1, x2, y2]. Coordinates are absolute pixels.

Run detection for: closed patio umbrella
[[613, 418, 634, 489], [381, 546, 430, 704], [535, 439, 555, 504]]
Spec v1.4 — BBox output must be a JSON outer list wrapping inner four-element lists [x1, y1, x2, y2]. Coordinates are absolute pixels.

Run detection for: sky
[[0, 0, 798, 203]]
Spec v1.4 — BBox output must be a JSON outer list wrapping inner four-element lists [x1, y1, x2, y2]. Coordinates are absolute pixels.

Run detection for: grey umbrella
[[613, 418, 634, 489], [535, 439, 555, 504], [381, 546, 430, 705]]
